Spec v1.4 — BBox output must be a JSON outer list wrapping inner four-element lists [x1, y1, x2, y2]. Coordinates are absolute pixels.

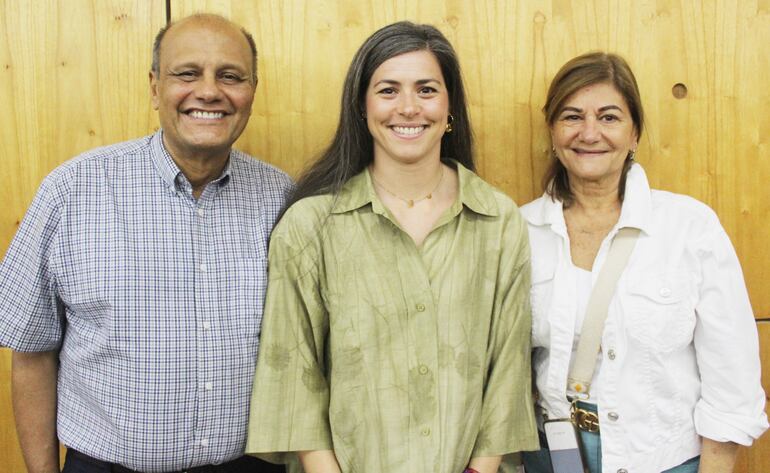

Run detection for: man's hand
[[12, 350, 60, 473]]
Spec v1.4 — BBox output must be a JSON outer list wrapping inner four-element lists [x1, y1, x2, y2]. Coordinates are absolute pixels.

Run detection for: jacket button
[[607, 349, 616, 360], [608, 412, 619, 421], [659, 287, 672, 297], [617, 469, 628, 473]]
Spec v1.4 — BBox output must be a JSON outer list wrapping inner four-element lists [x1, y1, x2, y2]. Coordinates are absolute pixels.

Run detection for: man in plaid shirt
[[0, 13, 292, 473]]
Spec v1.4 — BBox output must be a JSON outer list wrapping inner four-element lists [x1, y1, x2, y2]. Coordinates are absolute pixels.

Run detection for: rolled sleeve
[[0, 177, 65, 352], [692, 220, 768, 445]]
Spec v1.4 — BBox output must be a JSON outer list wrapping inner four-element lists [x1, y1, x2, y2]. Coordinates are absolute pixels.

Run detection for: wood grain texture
[[173, 0, 770, 316]]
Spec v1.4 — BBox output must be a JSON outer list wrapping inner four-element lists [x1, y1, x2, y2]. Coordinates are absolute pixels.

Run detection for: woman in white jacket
[[520, 52, 767, 473]]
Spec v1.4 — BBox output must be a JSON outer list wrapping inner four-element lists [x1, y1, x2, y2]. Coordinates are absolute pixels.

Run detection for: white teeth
[[189, 110, 224, 119], [392, 126, 425, 135]]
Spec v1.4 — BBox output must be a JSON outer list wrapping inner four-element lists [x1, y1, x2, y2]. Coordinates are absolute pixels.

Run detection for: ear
[[149, 71, 160, 111]]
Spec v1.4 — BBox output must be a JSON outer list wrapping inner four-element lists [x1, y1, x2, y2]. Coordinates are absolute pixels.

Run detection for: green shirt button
[[416, 303, 426, 312], [418, 365, 429, 375], [420, 427, 431, 436]]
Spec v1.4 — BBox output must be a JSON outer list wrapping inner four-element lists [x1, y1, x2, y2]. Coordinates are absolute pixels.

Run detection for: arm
[[298, 450, 342, 473], [12, 350, 60, 473], [245, 206, 335, 459], [471, 207, 539, 462], [698, 438, 738, 473], [467, 455, 502, 473], [691, 217, 768, 444]]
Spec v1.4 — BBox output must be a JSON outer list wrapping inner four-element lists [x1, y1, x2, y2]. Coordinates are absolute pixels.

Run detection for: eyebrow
[[560, 105, 624, 113], [372, 78, 442, 87], [167, 62, 248, 72]]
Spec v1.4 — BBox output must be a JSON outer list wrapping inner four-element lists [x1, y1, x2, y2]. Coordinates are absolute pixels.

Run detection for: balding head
[[151, 14, 258, 85]]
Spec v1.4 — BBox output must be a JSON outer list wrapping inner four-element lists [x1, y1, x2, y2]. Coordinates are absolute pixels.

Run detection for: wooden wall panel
[[0, 2, 165, 472], [174, 0, 770, 317]]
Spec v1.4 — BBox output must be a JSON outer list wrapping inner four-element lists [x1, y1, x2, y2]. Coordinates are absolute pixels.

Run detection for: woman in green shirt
[[246, 21, 538, 473]]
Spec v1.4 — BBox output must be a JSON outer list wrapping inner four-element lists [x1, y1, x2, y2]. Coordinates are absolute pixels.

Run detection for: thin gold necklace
[[370, 165, 444, 208]]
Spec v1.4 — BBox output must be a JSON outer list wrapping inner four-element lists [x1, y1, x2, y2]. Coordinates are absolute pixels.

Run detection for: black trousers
[[62, 449, 286, 473]]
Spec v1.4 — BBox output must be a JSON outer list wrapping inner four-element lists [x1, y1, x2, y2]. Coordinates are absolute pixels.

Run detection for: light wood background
[[1, 0, 768, 471]]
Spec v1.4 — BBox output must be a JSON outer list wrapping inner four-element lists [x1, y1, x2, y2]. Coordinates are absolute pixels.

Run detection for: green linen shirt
[[246, 163, 538, 473]]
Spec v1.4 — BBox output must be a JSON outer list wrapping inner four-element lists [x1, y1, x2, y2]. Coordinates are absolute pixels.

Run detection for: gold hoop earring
[[445, 114, 454, 133]]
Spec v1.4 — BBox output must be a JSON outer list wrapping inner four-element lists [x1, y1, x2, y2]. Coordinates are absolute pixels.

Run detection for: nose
[[194, 73, 223, 102], [397, 92, 420, 117], [578, 116, 602, 142]]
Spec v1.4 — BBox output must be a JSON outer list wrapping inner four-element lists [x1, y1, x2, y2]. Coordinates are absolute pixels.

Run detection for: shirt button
[[203, 321, 211, 330], [197, 208, 204, 217], [200, 438, 209, 447], [420, 427, 431, 436], [204, 382, 213, 391], [200, 263, 207, 272], [607, 349, 616, 360], [617, 469, 628, 473], [416, 303, 426, 312], [659, 287, 672, 298], [607, 412, 619, 421], [418, 365, 429, 375]]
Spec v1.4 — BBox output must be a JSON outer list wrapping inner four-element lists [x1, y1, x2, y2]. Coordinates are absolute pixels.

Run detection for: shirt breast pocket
[[624, 272, 696, 353], [221, 257, 267, 338]]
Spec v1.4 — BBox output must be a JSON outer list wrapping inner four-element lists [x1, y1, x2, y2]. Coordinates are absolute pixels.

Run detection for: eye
[[600, 114, 620, 122], [418, 86, 438, 95], [561, 114, 582, 121], [377, 87, 397, 96], [171, 70, 198, 81], [220, 72, 248, 84]]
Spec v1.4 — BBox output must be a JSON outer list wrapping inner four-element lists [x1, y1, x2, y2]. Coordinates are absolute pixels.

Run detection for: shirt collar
[[525, 163, 654, 235], [616, 163, 653, 235], [149, 129, 233, 192], [330, 161, 499, 217]]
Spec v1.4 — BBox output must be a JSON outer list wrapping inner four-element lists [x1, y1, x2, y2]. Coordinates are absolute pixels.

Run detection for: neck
[[568, 173, 622, 215], [369, 157, 444, 199], [163, 137, 230, 198]]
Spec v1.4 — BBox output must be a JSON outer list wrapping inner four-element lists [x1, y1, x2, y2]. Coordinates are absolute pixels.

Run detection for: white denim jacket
[[521, 164, 768, 473]]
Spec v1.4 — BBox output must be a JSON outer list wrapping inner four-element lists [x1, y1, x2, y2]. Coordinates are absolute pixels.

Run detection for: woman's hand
[[698, 438, 739, 473], [467, 455, 502, 473], [298, 450, 342, 473]]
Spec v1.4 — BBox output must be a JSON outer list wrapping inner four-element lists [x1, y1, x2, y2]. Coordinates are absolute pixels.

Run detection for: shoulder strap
[[567, 226, 641, 397]]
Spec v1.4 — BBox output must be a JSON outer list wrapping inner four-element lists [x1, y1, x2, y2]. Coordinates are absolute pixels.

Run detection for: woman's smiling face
[[550, 82, 638, 186], [365, 49, 450, 166]]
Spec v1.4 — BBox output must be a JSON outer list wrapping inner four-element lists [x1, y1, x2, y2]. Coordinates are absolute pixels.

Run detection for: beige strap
[[567, 226, 641, 397]]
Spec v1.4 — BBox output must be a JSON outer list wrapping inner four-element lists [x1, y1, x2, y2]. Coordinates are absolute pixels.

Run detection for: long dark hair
[[543, 52, 644, 206], [286, 21, 474, 210]]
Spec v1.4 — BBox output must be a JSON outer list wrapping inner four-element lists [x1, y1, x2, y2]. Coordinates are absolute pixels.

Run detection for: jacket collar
[[525, 163, 653, 236]]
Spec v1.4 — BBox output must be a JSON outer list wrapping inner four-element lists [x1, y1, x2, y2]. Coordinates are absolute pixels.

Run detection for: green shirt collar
[[331, 161, 499, 217]]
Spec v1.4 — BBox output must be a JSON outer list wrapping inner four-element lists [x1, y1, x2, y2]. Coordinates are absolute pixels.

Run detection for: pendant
[[407, 200, 414, 208]]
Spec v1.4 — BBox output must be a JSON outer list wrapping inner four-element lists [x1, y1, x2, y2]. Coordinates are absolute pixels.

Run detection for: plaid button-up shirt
[[0, 131, 293, 472]]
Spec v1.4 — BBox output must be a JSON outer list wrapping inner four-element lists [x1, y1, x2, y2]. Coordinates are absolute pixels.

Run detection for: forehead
[[160, 20, 252, 69], [369, 50, 444, 83], [563, 82, 629, 110]]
